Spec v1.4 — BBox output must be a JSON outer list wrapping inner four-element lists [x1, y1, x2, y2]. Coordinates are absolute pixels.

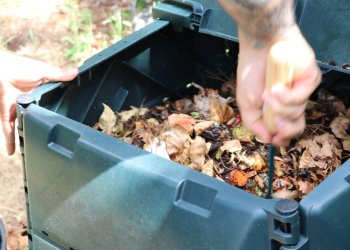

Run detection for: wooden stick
[[263, 41, 294, 133]]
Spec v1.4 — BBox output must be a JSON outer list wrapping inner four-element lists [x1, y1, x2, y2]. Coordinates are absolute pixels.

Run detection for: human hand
[[0, 52, 79, 155], [236, 26, 321, 146]]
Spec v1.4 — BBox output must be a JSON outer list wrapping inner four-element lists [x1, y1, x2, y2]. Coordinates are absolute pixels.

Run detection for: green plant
[[0, 34, 14, 49], [61, 1, 95, 65], [102, 9, 133, 44]]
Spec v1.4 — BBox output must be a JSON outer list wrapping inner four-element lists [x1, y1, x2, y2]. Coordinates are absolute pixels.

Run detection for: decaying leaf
[[97, 103, 118, 134], [193, 87, 234, 123], [254, 175, 265, 189], [309, 110, 327, 120], [253, 153, 266, 171], [194, 121, 215, 135], [188, 136, 208, 171], [343, 139, 350, 151], [229, 169, 247, 187], [119, 107, 148, 122], [94, 81, 349, 201], [168, 113, 196, 134], [297, 180, 315, 196], [174, 98, 192, 113], [346, 108, 350, 119], [232, 124, 255, 142], [246, 170, 257, 178], [220, 140, 242, 153], [202, 159, 216, 177], [159, 125, 191, 157], [332, 100, 347, 114], [330, 116, 350, 139]]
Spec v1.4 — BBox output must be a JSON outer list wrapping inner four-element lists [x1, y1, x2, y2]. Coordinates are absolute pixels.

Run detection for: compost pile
[[94, 79, 350, 200]]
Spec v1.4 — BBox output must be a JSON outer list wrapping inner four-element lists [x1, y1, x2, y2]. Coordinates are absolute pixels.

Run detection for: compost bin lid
[[153, 0, 350, 73]]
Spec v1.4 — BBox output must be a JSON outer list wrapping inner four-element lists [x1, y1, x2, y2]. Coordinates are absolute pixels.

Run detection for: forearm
[[218, 0, 296, 49]]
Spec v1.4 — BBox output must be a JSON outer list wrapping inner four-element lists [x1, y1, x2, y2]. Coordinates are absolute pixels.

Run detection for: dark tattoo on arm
[[218, 0, 296, 48]]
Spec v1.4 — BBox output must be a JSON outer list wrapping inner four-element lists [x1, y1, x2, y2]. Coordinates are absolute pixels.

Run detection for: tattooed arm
[[218, 0, 296, 48], [218, 0, 321, 146]]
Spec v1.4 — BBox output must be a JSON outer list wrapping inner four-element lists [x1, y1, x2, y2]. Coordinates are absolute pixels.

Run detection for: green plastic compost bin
[[17, 0, 350, 249]]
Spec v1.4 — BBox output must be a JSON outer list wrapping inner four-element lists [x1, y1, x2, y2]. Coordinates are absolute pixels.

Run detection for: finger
[[6, 104, 16, 155], [0, 102, 15, 155], [270, 68, 321, 105], [11, 67, 79, 91], [0, 82, 17, 155], [272, 115, 306, 147], [264, 95, 307, 120], [42, 67, 79, 83]]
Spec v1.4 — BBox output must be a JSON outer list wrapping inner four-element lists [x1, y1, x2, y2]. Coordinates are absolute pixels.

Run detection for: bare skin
[[218, 0, 321, 146], [0, 52, 78, 155]]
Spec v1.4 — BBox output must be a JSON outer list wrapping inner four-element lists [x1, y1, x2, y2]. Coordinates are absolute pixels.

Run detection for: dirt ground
[[0, 1, 152, 249]]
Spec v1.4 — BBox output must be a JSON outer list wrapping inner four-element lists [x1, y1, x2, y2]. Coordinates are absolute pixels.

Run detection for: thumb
[[42, 67, 79, 83]]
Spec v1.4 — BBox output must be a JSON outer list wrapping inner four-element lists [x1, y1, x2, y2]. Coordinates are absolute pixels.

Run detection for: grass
[[61, 1, 95, 65]]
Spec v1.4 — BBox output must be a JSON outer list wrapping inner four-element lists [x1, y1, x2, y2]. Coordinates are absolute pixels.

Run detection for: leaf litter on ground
[[94, 79, 350, 201]]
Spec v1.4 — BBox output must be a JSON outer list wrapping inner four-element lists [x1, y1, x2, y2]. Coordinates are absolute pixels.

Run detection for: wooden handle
[[263, 41, 294, 133]]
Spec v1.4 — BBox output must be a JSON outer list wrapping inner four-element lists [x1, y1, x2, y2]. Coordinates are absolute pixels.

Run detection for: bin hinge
[[266, 199, 301, 248], [152, 0, 211, 32], [16, 94, 35, 152]]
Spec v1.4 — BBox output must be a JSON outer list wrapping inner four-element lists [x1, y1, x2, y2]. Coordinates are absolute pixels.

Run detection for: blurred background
[[0, 0, 155, 249]]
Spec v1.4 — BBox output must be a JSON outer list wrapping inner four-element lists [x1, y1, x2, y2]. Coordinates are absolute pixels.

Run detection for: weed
[[61, 1, 95, 65]]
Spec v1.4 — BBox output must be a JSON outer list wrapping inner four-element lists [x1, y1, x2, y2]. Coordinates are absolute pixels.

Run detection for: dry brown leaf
[[193, 87, 234, 123], [159, 125, 191, 157], [297, 180, 315, 196], [273, 178, 294, 190], [119, 107, 148, 122], [132, 120, 157, 145], [193, 121, 215, 135], [298, 133, 342, 171], [330, 116, 350, 139], [253, 153, 266, 171], [229, 169, 247, 187], [202, 159, 216, 177], [189, 136, 208, 171], [220, 140, 242, 153], [246, 170, 257, 178], [343, 139, 350, 151], [309, 110, 327, 120], [146, 118, 160, 126], [332, 100, 347, 114], [254, 175, 265, 189], [174, 98, 193, 113], [97, 103, 118, 134], [272, 190, 299, 200], [168, 113, 196, 134]]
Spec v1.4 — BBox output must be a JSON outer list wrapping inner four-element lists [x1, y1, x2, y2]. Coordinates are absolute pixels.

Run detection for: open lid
[[153, 0, 350, 73]]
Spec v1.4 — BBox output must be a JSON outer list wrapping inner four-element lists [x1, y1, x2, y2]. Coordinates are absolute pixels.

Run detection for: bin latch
[[266, 199, 300, 247], [153, 0, 211, 32]]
